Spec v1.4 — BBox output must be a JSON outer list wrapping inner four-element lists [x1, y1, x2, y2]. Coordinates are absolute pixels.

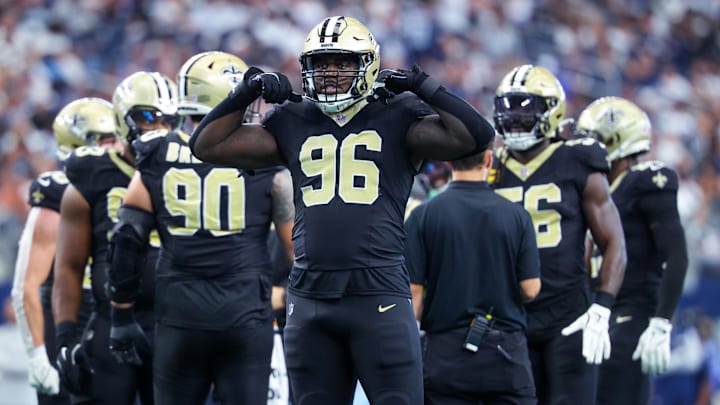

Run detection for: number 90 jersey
[[133, 131, 280, 276], [65, 146, 158, 312], [491, 138, 609, 307], [264, 94, 436, 271]]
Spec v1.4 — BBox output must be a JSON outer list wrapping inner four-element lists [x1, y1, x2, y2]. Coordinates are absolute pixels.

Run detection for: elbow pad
[[106, 206, 154, 304]]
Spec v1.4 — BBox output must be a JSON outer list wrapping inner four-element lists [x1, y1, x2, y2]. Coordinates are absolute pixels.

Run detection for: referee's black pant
[[423, 328, 536, 405]]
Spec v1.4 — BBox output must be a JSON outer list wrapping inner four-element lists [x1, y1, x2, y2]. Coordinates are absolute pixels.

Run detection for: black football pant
[[153, 322, 273, 405], [284, 293, 423, 405], [70, 312, 154, 405], [423, 329, 536, 405], [597, 307, 651, 405]]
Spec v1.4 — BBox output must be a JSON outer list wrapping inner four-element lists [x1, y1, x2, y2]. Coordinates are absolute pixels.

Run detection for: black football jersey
[[28, 171, 69, 212], [134, 130, 280, 274], [491, 138, 610, 307], [65, 146, 158, 312], [133, 130, 279, 329], [264, 95, 436, 271], [594, 161, 680, 311]]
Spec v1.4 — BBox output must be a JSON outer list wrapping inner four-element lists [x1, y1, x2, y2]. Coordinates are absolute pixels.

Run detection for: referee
[[405, 147, 541, 405]]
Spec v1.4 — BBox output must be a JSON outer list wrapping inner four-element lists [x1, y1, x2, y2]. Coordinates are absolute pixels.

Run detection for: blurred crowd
[[0, 0, 719, 402]]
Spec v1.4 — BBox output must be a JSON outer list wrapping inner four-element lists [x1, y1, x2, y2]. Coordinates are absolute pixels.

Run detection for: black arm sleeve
[[189, 69, 263, 153], [639, 191, 689, 319], [417, 77, 496, 155], [106, 206, 155, 304]]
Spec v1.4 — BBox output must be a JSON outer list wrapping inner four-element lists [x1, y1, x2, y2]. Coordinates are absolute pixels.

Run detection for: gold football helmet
[[493, 65, 566, 151], [53, 97, 115, 159], [112, 71, 178, 145], [177, 51, 248, 116], [300, 16, 380, 114], [576, 96, 651, 162]]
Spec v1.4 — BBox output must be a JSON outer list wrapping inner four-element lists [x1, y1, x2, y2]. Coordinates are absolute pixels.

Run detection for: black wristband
[[594, 291, 615, 308], [416, 76, 441, 101], [111, 306, 135, 326], [56, 321, 77, 349]]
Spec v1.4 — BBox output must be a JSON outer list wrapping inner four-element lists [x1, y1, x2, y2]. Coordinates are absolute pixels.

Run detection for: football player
[[52, 72, 178, 404], [490, 65, 627, 404], [105, 51, 294, 405], [190, 15, 495, 405], [575, 97, 688, 405], [11, 98, 116, 404]]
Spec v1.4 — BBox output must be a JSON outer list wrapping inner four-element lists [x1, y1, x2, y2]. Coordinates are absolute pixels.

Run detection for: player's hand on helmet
[[383, 64, 431, 95], [632, 317, 672, 375], [243, 67, 302, 104], [109, 306, 150, 367], [27, 345, 60, 395], [561, 303, 611, 364], [369, 64, 433, 103]]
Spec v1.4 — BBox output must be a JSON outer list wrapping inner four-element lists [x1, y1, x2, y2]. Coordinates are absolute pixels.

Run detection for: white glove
[[561, 303, 611, 364], [632, 317, 672, 375], [28, 345, 60, 395]]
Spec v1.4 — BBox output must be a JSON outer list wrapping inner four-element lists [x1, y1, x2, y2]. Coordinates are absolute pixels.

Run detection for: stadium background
[[0, 0, 718, 403]]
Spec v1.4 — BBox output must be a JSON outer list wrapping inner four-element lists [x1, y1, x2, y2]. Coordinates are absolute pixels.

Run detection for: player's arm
[[377, 65, 496, 162], [52, 184, 96, 393], [12, 206, 62, 395], [107, 172, 154, 309], [641, 191, 688, 319], [52, 185, 91, 327], [12, 207, 59, 350], [517, 210, 541, 303], [410, 284, 424, 320], [561, 172, 625, 364], [270, 169, 295, 310], [190, 67, 295, 169], [630, 187, 688, 375], [583, 172, 626, 301], [106, 172, 154, 366]]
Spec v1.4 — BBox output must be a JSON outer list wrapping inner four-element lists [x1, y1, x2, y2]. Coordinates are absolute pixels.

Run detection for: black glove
[[369, 64, 436, 103], [243, 67, 302, 104], [109, 307, 150, 367], [55, 321, 93, 395]]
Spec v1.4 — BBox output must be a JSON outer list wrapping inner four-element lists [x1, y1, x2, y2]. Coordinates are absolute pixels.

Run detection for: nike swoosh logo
[[378, 304, 397, 313], [616, 315, 633, 324]]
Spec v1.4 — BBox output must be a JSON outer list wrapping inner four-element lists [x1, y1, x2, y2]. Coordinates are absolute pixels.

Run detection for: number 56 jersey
[[491, 138, 610, 308]]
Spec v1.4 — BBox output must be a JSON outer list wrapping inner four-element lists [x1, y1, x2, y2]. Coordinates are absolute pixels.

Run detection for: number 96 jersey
[[263, 94, 436, 271], [491, 138, 609, 307]]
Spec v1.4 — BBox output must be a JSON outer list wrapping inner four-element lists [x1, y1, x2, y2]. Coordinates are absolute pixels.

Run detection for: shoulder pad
[[65, 146, 110, 185], [133, 129, 170, 168], [629, 160, 678, 193], [562, 137, 610, 173], [28, 171, 69, 210]]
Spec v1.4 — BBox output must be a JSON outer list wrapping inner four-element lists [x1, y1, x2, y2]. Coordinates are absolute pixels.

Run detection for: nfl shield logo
[[520, 167, 529, 178], [335, 114, 346, 124]]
